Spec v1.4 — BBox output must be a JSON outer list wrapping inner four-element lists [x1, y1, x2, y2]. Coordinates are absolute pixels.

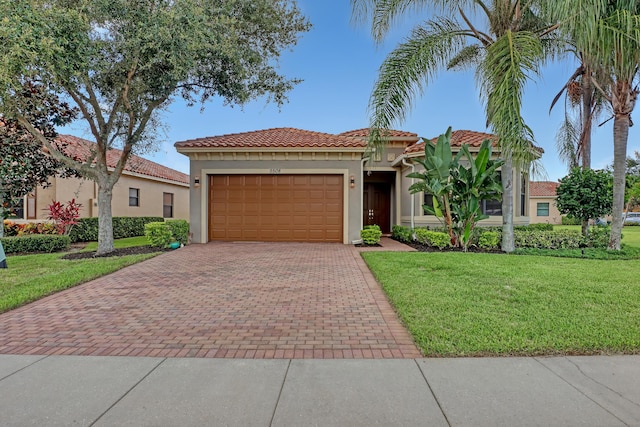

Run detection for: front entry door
[[363, 183, 391, 233]]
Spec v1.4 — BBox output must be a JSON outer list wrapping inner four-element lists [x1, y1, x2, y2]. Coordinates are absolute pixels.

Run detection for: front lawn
[[1, 241, 159, 313], [81, 235, 150, 252], [363, 251, 640, 357]]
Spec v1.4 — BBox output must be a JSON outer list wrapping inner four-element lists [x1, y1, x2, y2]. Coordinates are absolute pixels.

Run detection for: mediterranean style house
[[10, 135, 189, 222], [175, 127, 536, 244], [529, 181, 562, 224]]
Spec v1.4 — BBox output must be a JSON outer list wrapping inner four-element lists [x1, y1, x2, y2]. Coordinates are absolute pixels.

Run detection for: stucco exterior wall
[[31, 174, 189, 220], [529, 196, 562, 225], [188, 158, 364, 244]]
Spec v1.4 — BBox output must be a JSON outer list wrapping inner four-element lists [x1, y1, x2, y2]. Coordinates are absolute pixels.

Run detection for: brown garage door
[[208, 174, 343, 242]]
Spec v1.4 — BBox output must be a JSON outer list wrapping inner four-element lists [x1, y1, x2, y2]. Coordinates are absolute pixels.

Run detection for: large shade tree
[[0, 0, 310, 254], [547, 1, 640, 250], [351, 0, 557, 252], [0, 83, 77, 268]]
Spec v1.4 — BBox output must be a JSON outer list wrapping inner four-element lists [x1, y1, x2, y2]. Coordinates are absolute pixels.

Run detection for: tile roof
[[56, 135, 189, 185], [338, 128, 419, 138], [530, 181, 559, 197], [174, 127, 366, 149], [404, 130, 498, 154]]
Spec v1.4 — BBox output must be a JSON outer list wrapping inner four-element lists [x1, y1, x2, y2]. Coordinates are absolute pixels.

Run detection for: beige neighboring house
[[11, 135, 189, 222], [175, 127, 536, 244], [529, 181, 561, 224]]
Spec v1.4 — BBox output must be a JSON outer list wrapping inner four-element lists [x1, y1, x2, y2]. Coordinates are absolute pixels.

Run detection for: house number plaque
[[269, 168, 281, 174]]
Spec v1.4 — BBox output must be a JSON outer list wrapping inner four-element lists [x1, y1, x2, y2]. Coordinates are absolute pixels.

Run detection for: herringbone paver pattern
[[0, 242, 421, 358]]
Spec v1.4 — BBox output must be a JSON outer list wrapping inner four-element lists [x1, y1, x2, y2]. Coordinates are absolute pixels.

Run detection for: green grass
[[362, 251, 640, 357], [1, 236, 158, 313], [81, 235, 150, 252]]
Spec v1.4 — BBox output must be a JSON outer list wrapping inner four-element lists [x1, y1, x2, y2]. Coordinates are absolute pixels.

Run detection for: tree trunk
[[608, 114, 629, 250], [581, 71, 592, 170], [97, 183, 115, 255], [501, 155, 515, 252], [581, 220, 589, 236], [0, 217, 6, 269]]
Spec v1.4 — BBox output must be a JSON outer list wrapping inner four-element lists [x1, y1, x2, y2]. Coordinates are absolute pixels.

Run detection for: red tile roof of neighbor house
[[530, 181, 559, 197], [56, 134, 189, 185], [338, 128, 419, 138], [174, 127, 367, 149], [404, 130, 499, 154]]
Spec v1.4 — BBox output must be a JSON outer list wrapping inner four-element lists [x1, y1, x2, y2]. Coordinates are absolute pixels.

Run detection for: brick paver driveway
[[0, 242, 421, 359]]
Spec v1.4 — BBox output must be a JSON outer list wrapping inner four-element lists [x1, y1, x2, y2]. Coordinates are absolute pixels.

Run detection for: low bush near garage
[[361, 225, 382, 245]]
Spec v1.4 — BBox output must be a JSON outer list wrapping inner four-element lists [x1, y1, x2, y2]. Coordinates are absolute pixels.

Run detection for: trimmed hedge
[[391, 225, 413, 243], [414, 228, 451, 249], [69, 216, 164, 242], [144, 222, 173, 248], [166, 219, 189, 245], [361, 225, 382, 245], [478, 231, 500, 250], [515, 223, 554, 231], [514, 229, 585, 249], [562, 216, 582, 225], [1, 234, 70, 254]]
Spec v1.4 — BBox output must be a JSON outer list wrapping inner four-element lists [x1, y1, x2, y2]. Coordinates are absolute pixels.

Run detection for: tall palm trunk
[[581, 70, 593, 236], [501, 156, 515, 252], [608, 113, 629, 250]]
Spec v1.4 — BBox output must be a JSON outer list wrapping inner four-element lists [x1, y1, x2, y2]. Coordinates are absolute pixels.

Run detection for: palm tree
[[548, 1, 640, 249], [352, 0, 557, 252]]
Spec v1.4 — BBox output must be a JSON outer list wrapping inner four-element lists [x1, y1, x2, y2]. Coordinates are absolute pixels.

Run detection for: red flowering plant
[[46, 199, 82, 235]]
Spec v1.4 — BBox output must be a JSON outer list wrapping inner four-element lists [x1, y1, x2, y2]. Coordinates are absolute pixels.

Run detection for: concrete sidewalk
[[0, 354, 638, 426]]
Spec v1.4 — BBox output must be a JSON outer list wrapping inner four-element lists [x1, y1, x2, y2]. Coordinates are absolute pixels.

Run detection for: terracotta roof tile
[[174, 127, 366, 149], [530, 181, 559, 197], [338, 128, 418, 138], [56, 135, 189, 185], [405, 130, 498, 154]]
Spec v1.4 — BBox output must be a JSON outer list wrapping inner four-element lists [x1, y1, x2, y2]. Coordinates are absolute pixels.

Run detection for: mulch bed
[[62, 246, 171, 260]]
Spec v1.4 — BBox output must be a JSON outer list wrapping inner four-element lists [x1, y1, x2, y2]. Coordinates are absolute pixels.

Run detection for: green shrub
[[70, 216, 164, 242], [166, 219, 189, 245], [144, 222, 172, 248], [478, 231, 500, 250], [514, 229, 585, 249], [624, 221, 640, 226], [1, 234, 70, 254], [414, 228, 451, 249], [361, 225, 382, 245], [561, 216, 581, 225], [391, 225, 412, 243], [586, 226, 611, 249], [516, 223, 554, 231]]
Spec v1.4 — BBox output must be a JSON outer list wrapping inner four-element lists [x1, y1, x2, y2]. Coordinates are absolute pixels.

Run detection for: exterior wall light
[[194, 176, 200, 188], [349, 175, 355, 188]]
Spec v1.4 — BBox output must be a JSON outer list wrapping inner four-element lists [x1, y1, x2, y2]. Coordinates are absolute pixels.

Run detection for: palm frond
[[447, 44, 483, 70], [367, 17, 471, 147], [556, 112, 581, 169], [478, 30, 544, 166]]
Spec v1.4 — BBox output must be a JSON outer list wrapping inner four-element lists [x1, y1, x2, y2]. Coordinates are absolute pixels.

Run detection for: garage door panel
[[208, 174, 343, 242]]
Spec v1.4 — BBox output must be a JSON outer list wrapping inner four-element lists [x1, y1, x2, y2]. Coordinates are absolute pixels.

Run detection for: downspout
[[402, 157, 415, 231], [360, 156, 369, 232]]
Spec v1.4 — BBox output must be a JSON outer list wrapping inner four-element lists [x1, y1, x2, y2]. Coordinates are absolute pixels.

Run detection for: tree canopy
[[0, 0, 310, 254], [556, 167, 613, 229]]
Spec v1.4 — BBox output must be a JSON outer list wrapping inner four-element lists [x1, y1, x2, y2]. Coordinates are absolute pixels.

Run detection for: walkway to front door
[[0, 242, 420, 359]]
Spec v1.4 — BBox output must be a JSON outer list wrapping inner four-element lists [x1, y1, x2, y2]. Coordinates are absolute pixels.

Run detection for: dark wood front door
[[363, 183, 391, 233]]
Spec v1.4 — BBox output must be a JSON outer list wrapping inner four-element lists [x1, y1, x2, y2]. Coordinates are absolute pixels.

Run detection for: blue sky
[[66, 1, 640, 182]]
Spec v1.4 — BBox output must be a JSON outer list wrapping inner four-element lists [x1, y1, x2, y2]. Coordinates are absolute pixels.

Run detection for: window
[[537, 202, 550, 217], [521, 175, 527, 216], [129, 188, 140, 207], [423, 192, 434, 213], [481, 199, 502, 216], [163, 192, 174, 218]]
